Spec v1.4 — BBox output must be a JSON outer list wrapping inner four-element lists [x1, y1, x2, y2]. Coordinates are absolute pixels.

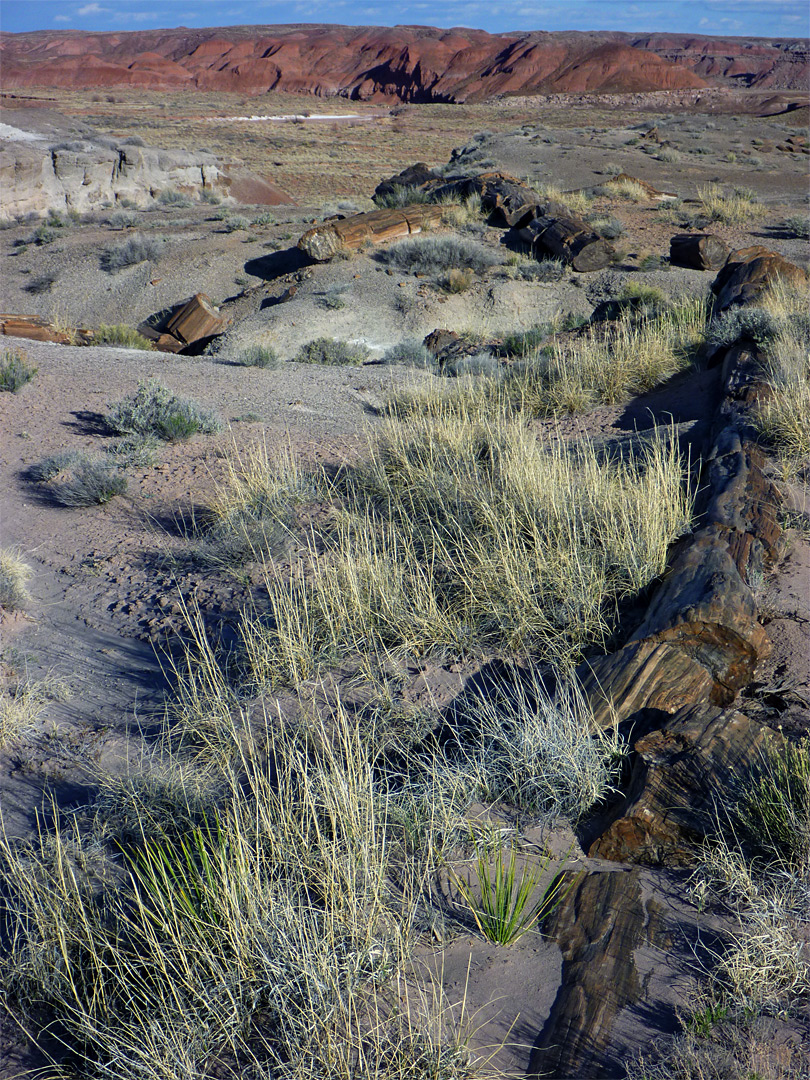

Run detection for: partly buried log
[[669, 233, 729, 271], [519, 209, 615, 272], [298, 203, 448, 261], [0, 314, 77, 344], [164, 292, 224, 345], [711, 246, 809, 310], [374, 162, 438, 200]]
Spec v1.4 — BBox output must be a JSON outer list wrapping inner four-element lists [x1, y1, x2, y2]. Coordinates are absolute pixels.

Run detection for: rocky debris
[[297, 203, 448, 261], [711, 246, 809, 310], [669, 233, 730, 270], [519, 207, 615, 272], [775, 134, 809, 153]]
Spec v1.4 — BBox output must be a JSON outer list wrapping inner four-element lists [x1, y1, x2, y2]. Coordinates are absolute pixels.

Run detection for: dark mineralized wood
[[711, 246, 808, 310], [669, 233, 729, 270], [432, 171, 541, 226], [519, 211, 615, 271], [591, 705, 773, 863], [164, 292, 224, 345]]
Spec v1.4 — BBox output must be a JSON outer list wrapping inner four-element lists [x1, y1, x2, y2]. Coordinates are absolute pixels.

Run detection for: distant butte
[[0, 24, 808, 101]]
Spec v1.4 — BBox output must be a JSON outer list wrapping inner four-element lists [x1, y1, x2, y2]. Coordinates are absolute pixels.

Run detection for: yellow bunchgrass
[[696, 183, 767, 226], [533, 182, 592, 216], [602, 177, 650, 202], [239, 412, 691, 687], [753, 286, 810, 473], [0, 547, 33, 610]]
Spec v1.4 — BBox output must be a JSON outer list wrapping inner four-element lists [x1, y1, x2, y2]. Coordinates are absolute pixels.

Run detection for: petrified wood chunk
[[432, 171, 541, 226], [711, 247, 808, 310], [164, 292, 224, 344], [669, 233, 730, 270], [591, 705, 773, 863], [374, 162, 438, 199], [519, 211, 615, 271], [298, 203, 448, 261]]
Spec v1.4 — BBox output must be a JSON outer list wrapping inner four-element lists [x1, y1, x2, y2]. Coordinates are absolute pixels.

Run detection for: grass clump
[[105, 379, 222, 442], [752, 286, 810, 472], [235, 343, 280, 368], [294, 338, 370, 365], [374, 184, 432, 208], [590, 215, 625, 239], [100, 234, 164, 272], [696, 184, 766, 226], [602, 177, 649, 202], [782, 213, 809, 240], [93, 324, 156, 350], [534, 183, 592, 215], [223, 215, 250, 232], [376, 236, 499, 277], [0, 347, 37, 392], [240, 414, 691, 684], [451, 839, 570, 944], [156, 188, 192, 207], [0, 548, 33, 610], [30, 451, 127, 506], [380, 340, 437, 371]]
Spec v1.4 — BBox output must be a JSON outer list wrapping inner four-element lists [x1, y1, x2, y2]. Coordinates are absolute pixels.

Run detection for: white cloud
[[54, 14, 72, 22], [77, 3, 112, 15]]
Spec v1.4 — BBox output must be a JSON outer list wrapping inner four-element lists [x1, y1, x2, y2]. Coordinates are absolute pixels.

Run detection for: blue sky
[[1, 0, 808, 37]]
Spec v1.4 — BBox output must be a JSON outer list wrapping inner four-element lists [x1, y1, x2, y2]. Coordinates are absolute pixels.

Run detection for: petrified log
[[711, 246, 808, 310], [669, 233, 729, 270], [164, 292, 224, 345], [519, 211, 615, 272], [0, 314, 74, 344], [591, 705, 773, 863], [298, 203, 448, 261], [374, 162, 438, 200], [432, 171, 541, 227], [530, 868, 666, 1077], [579, 425, 780, 729]]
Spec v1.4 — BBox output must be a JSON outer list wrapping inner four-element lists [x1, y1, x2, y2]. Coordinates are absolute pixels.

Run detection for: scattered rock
[[711, 246, 809, 310]]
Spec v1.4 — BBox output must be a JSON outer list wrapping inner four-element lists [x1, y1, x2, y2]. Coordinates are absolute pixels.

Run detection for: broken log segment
[[518, 209, 615, 272], [711, 246, 808, 311], [164, 292, 225, 345], [0, 314, 77, 344], [298, 203, 449, 262], [669, 233, 729, 271], [431, 170, 542, 227]]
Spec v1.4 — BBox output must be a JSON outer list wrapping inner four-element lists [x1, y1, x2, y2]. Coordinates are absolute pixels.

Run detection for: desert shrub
[[697, 184, 766, 226], [107, 210, 139, 230], [105, 435, 160, 467], [200, 188, 221, 204], [120, 135, 145, 146], [380, 340, 437, 371], [733, 740, 810, 872], [0, 347, 37, 392], [375, 236, 499, 277], [93, 324, 156, 350], [443, 351, 501, 378], [374, 184, 432, 208], [251, 210, 275, 226], [439, 193, 487, 227], [590, 216, 625, 239], [619, 281, 668, 308], [440, 267, 475, 293], [638, 253, 668, 271], [294, 338, 370, 365], [782, 213, 810, 240], [33, 224, 58, 245], [223, 215, 250, 232], [235, 344, 280, 368], [156, 188, 192, 207], [100, 234, 164, 272], [105, 379, 222, 441], [0, 548, 33, 610], [656, 147, 681, 163], [30, 451, 127, 506], [23, 273, 57, 294]]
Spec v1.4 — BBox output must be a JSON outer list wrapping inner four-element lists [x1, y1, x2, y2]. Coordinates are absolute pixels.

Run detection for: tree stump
[[164, 293, 224, 345]]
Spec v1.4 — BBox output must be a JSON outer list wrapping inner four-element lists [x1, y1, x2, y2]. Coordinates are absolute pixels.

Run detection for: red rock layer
[[0, 24, 806, 101]]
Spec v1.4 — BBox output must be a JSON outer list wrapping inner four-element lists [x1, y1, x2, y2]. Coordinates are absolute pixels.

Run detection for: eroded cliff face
[[0, 109, 292, 220], [1, 24, 807, 101]]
